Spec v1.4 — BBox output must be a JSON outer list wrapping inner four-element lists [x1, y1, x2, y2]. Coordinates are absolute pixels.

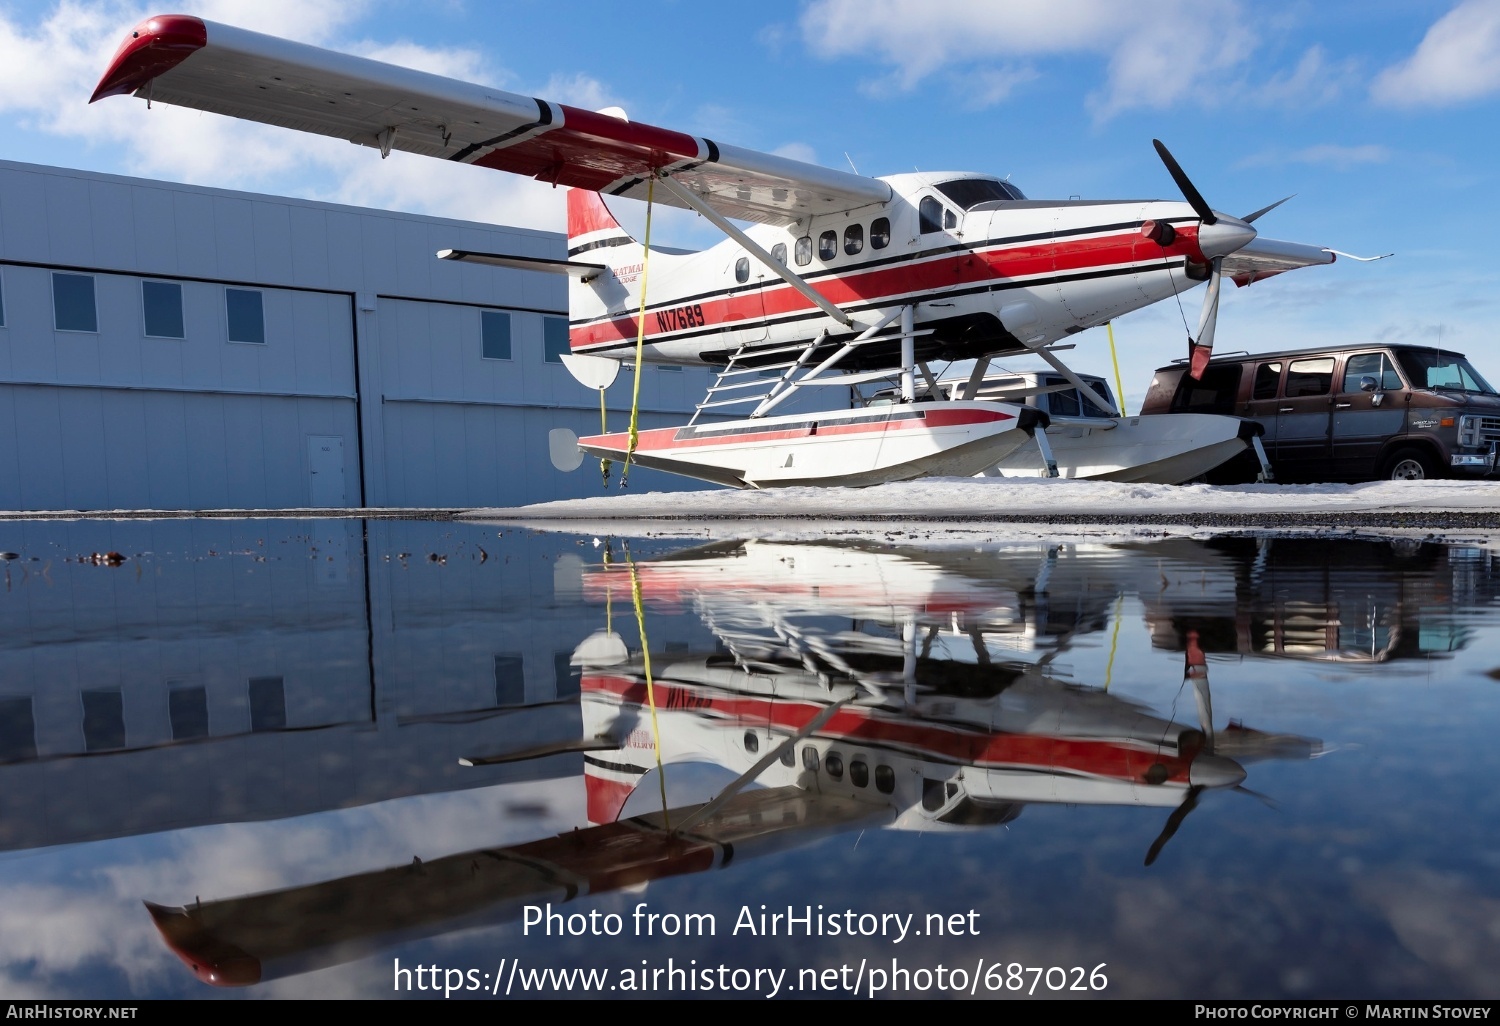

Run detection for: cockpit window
[[936, 178, 1024, 209]]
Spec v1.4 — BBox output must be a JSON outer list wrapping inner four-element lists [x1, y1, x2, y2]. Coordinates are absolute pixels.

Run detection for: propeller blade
[[1243, 195, 1294, 224], [1144, 785, 1204, 866], [1187, 257, 1223, 379], [1153, 139, 1217, 225]]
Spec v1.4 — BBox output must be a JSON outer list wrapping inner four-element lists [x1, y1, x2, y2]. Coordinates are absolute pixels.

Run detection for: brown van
[[1140, 344, 1500, 482]]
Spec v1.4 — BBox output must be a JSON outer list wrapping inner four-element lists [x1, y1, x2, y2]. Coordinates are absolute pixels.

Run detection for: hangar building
[[0, 159, 718, 511]]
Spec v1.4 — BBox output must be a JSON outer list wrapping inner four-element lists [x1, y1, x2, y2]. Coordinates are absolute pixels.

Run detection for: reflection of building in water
[[1136, 537, 1497, 662], [0, 519, 710, 852]]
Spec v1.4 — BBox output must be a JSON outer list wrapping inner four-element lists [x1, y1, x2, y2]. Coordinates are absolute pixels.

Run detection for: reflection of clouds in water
[[1360, 869, 1500, 995], [0, 884, 167, 994], [0, 777, 584, 997]]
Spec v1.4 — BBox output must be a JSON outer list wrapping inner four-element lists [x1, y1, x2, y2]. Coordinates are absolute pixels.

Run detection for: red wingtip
[[145, 901, 262, 987], [90, 14, 207, 103]]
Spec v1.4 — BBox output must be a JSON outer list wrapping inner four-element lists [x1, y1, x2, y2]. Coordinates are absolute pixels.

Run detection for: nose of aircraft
[[1187, 753, 1247, 789], [1196, 216, 1256, 260]]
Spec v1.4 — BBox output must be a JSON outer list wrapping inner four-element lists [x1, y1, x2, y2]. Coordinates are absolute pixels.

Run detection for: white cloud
[[0, 1, 621, 236], [797, 0, 1255, 116], [1372, 0, 1500, 107], [1237, 144, 1392, 171]]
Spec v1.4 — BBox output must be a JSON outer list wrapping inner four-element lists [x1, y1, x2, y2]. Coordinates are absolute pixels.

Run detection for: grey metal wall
[[0, 159, 719, 510]]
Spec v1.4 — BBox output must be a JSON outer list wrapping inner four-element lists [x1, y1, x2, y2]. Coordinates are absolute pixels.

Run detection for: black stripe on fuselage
[[449, 98, 555, 162]]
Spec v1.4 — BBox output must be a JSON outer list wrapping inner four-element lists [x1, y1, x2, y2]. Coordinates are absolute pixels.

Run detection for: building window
[[142, 281, 185, 339], [481, 309, 511, 360], [0, 697, 36, 763], [168, 685, 209, 740], [248, 676, 286, 731], [495, 654, 525, 706], [82, 689, 125, 752], [225, 288, 265, 344], [52, 272, 97, 332], [554, 650, 578, 699], [543, 316, 569, 363]]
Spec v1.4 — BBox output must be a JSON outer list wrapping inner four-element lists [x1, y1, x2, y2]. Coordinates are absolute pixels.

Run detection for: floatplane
[[91, 15, 1365, 488], [142, 538, 1319, 986]]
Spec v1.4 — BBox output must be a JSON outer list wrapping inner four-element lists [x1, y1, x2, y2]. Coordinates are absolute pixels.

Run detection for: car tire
[[1381, 446, 1439, 481]]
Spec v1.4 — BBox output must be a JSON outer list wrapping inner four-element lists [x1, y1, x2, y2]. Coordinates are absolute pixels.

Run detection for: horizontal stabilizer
[[437, 248, 606, 279]]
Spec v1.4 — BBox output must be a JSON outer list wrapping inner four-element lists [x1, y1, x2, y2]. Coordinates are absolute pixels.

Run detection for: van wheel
[[1382, 446, 1438, 481]]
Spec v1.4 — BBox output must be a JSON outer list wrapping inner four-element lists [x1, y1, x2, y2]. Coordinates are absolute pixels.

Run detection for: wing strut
[[1021, 339, 1120, 416], [654, 174, 853, 327]]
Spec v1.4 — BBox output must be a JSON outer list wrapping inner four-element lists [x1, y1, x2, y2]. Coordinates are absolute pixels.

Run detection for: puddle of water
[[2, 521, 1499, 999]]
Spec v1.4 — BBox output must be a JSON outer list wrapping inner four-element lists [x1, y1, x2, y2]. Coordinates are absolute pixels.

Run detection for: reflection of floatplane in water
[[144, 539, 1319, 986]]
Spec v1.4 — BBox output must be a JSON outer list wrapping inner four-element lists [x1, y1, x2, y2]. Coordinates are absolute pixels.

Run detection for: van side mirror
[[1359, 376, 1379, 392]]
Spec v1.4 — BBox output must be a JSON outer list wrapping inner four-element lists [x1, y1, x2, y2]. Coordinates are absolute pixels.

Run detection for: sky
[[1, 0, 1497, 410]]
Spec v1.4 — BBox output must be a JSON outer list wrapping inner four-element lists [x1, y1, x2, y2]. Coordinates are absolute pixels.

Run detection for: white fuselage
[[568, 172, 1228, 370]]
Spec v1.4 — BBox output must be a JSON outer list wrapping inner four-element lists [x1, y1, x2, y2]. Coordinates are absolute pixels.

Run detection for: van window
[[1044, 376, 1116, 418], [1342, 353, 1403, 392], [1285, 358, 1335, 397], [1252, 362, 1282, 400], [1170, 364, 1242, 414], [1394, 350, 1497, 394]]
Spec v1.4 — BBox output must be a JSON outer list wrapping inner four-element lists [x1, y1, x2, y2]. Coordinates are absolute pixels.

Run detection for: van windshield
[[1394, 351, 1497, 394]]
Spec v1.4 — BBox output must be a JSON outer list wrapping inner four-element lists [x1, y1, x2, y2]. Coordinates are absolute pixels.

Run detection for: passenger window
[[875, 765, 895, 793], [944, 208, 957, 230], [818, 230, 838, 261], [1252, 362, 1282, 400], [802, 745, 819, 771], [771, 242, 787, 265], [734, 256, 750, 283], [919, 196, 944, 234], [824, 752, 844, 780], [795, 236, 812, 266], [870, 217, 891, 249], [850, 760, 869, 788], [844, 223, 864, 255], [1343, 353, 1403, 392], [1285, 358, 1335, 397]]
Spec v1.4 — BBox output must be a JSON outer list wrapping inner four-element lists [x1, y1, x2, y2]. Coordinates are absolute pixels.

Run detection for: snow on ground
[[472, 477, 1500, 519], [466, 478, 1500, 545]]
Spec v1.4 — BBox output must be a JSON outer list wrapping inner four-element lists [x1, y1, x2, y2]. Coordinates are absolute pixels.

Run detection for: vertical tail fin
[[567, 188, 634, 257]]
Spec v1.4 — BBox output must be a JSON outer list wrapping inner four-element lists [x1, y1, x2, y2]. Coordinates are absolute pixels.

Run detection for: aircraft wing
[[1221, 236, 1337, 287], [91, 15, 891, 227]]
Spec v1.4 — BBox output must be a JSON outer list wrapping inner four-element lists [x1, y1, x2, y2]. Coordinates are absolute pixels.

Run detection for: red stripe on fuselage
[[584, 675, 1192, 784], [569, 224, 1203, 350]]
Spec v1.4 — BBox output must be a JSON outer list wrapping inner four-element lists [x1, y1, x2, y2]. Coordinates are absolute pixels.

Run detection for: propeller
[[1151, 140, 1257, 380]]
